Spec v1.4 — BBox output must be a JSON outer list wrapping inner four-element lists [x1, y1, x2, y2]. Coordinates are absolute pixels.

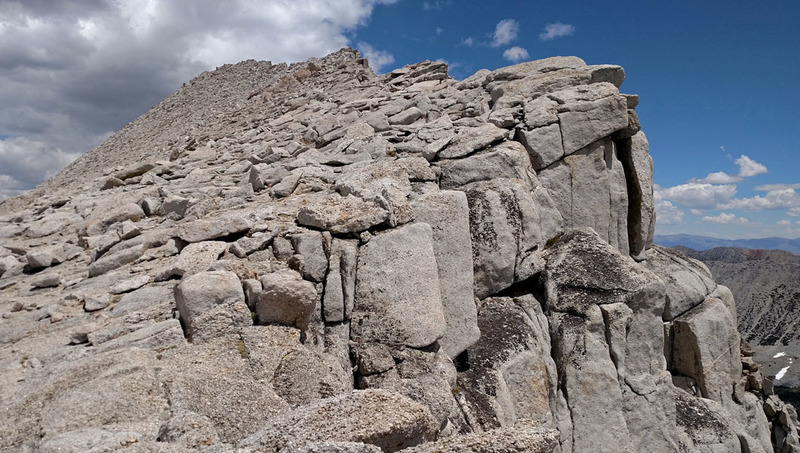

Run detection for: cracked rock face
[[1, 48, 797, 453]]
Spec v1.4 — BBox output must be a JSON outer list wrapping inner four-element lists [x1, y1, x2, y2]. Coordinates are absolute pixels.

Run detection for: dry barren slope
[[677, 246, 800, 346], [32, 58, 305, 197]]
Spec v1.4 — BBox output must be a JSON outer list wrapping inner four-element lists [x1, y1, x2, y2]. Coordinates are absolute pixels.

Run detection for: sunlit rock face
[[0, 48, 796, 453]]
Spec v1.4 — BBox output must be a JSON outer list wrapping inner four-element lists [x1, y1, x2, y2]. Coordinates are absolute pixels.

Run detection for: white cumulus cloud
[[721, 188, 800, 211], [655, 199, 684, 225], [655, 183, 737, 210], [702, 213, 749, 224], [539, 22, 575, 41], [492, 19, 519, 47], [736, 154, 768, 178], [503, 46, 529, 62], [696, 171, 741, 184], [357, 41, 395, 73], [694, 154, 767, 184]]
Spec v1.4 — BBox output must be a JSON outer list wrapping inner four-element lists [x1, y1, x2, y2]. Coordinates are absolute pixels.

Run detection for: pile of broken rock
[[1, 48, 798, 453]]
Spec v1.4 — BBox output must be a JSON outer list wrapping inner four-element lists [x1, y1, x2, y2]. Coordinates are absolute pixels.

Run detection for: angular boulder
[[322, 238, 358, 323], [552, 82, 628, 155], [644, 245, 717, 321], [176, 215, 252, 243], [296, 193, 389, 233], [541, 228, 679, 452], [174, 270, 250, 341], [411, 191, 479, 359], [257, 269, 318, 331], [239, 389, 439, 452], [291, 231, 329, 283], [463, 178, 559, 299], [458, 296, 557, 430], [351, 223, 446, 348], [670, 297, 741, 405]]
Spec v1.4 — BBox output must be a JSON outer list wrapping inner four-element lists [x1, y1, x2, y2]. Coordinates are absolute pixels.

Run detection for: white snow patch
[[776, 366, 791, 381], [774, 352, 787, 358]]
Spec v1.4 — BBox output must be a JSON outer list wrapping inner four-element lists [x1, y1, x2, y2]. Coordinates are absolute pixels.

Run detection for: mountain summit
[[1, 49, 797, 452]]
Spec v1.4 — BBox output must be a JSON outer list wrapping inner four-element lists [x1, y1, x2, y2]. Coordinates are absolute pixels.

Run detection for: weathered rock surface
[[457, 296, 558, 431], [176, 215, 252, 243], [351, 223, 446, 348], [645, 244, 717, 320], [239, 389, 439, 452], [257, 269, 318, 330], [400, 421, 559, 453], [0, 48, 794, 453], [671, 296, 741, 404], [541, 228, 678, 452], [538, 138, 630, 255], [322, 238, 358, 323], [87, 243, 145, 277], [621, 132, 655, 260], [411, 191, 479, 358], [174, 270, 250, 342]]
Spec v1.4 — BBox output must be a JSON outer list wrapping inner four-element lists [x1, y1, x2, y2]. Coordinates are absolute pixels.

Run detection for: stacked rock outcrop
[[1, 48, 797, 452]]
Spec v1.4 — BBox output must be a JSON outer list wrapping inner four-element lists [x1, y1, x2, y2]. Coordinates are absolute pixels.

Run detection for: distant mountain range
[[655, 234, 800, 255]]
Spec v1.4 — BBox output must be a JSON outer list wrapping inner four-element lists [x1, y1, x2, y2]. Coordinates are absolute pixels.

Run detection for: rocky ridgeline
[[0, 48, 797, 452]]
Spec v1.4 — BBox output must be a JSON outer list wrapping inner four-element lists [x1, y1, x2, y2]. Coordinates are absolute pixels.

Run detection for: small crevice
[[176, 310, 189, 340], [554, 117, 568, 162], [453, 350, 470, 372], [536, 152, 566, 173], [452, 385, 481, 434], [615, 137, 642, 253], [667, 297, 707, 322], [214, 230, 250, 243], [600, 309, 619, 372], [494, 274, 541, 299], [561, 283, 635, 296], [318, 263, 332, 325]]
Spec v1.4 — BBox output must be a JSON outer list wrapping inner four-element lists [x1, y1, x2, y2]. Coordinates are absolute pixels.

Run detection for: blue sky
[[1, 0, 798, 239]]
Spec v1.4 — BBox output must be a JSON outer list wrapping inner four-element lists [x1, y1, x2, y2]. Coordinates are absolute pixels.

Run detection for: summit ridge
[[0, 48, 796, 452]]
